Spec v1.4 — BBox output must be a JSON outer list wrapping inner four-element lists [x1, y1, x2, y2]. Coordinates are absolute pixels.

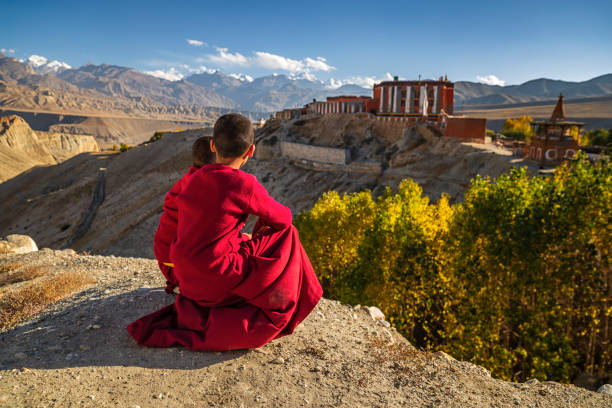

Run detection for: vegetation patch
[[0, 262, 24, 274], [0, 266, 49, 287], [0, 268, 94, 330], [296, 154, 611, 383], [581, 128, 612, 147]]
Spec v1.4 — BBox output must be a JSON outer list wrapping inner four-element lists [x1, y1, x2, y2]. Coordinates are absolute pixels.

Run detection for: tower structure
[[526, 94, 584, 166]]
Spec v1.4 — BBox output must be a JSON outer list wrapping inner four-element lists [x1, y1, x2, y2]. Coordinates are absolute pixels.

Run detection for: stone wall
[[280, 141, 349, 165], [291, 158, 382, 174]]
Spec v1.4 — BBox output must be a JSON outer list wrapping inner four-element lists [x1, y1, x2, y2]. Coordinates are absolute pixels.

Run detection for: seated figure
[[128, 114, 323, 350]]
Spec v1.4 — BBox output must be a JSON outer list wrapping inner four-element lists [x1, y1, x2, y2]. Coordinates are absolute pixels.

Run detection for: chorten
[[525, 94, 584, 166]]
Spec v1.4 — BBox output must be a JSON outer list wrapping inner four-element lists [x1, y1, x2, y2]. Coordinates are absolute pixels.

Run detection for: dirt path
[[1, 250, 610, 407], [64, 167, 106, 249]]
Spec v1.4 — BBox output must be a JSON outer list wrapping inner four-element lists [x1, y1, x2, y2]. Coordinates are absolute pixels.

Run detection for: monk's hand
[[253, 225, 272, 237]]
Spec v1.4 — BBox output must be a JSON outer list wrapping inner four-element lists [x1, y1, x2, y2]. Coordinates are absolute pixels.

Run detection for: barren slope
[[0, 116, 529, 259], [1, 250, 610, 407]]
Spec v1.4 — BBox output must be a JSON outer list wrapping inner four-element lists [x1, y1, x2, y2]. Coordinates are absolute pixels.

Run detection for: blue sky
[[3, 0, 611, 87]]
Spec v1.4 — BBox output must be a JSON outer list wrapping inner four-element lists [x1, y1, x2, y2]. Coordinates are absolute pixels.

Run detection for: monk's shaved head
[[213, 113, 254, 159], [192, 136, 215, 167]]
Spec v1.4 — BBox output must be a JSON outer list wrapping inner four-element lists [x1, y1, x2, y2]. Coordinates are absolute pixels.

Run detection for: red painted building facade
[[525, 95, 583, 166]]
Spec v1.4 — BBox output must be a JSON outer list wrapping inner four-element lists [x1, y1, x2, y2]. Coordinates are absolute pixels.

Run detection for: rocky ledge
[[0, 250, 611, 407]]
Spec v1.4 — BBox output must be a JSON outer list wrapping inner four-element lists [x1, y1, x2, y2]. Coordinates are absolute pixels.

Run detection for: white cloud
[[325, 73, 392, 89], [186, 39, 206, 47], [0, 48, 15, 54], [303, 57, 334, 72], [209, 47, 249, 66], [27, 54, 48, 67], [476, 74, 505, 86], [204, 47, 335, 77], [229, 73, 254, 82], [143, 67, 184, 81], [289, 71, 318, 81]]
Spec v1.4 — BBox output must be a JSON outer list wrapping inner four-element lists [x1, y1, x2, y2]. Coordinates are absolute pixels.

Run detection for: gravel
[[0, 250, 611, 407]]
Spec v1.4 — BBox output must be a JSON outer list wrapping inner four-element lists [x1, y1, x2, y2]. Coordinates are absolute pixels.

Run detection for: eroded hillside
[[0, 115, 99, 183], [0, 115, 530, 258]]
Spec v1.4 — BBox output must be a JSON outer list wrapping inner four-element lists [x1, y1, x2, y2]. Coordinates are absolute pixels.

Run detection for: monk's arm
[[247, 179, 292, 230]]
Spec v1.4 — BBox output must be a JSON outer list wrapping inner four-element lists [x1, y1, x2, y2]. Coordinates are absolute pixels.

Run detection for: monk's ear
[[246, 144, 255, 158], [210, 139, 216, 153]]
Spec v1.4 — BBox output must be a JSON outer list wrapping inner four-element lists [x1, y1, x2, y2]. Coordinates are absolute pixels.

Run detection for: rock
[[574, 371, 599, 390], [434, 351, 455, 362], [62, 249, 77, 256], [79, 345, 90, 351], [525, 378, 539, 385], [14, 352, 26, 360], [4, 234, 38, 254], [0, 241, 16, 254], [87, 395, 95, 400], [270, 357, 285, 364], [597, 384, 612, 395], [366, 306, 385, 321]]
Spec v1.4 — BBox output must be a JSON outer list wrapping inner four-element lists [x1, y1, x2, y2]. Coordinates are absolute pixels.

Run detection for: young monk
[[128, 113, 323, 350], [153, 136, 215, 294]]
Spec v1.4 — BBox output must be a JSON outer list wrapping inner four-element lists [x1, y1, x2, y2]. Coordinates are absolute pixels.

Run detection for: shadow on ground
[[0, 287, 249, 370]]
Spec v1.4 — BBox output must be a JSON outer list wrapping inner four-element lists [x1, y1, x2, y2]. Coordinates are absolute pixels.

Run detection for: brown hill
[[0, 115, 56, 183], [0, 55, 232, 126], [0, 115, 99, 183], [458, 96, 612, 131], [0, 115, 529, 258]]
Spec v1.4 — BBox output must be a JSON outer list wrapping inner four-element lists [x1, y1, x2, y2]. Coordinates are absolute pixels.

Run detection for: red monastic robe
[[153, 166, 199, 293], [128, 163, 323, 350]]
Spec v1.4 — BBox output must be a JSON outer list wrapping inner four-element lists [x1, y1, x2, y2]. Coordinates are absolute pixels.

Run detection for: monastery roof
[[374, 80, 453, 87], [550, 94, 566, 121]]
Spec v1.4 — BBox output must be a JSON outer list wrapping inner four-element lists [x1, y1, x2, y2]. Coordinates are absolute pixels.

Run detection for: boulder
[[597, 384, 612, 395], [366, 306, 385, 321], [0, 234, 38, 254]]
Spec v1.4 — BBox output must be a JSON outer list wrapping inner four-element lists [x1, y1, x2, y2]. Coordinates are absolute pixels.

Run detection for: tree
[[502, 116, 535, 141]]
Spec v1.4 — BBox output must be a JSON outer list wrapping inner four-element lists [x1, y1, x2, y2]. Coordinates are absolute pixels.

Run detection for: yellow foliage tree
[[295, 155, 612, 383], [502, 116, 535, 141]]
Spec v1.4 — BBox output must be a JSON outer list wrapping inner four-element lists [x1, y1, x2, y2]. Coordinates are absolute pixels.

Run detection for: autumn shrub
[[502, 116, 535, 141], [581, 128, 612, 147], [0, 266, 48, 287], [0, 270, 94, 329], [295, 154, 611, 383]]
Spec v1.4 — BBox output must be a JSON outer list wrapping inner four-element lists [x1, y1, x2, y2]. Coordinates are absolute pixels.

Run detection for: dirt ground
[[1, 250, 610, 408]]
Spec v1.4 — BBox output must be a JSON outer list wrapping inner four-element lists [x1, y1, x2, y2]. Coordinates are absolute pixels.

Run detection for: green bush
[[149, 131, 167, 143], [500, 129, 529, 141], [295, 154, 611, 383], [581, 129, 612, 147], [119, 143, 132, 152]]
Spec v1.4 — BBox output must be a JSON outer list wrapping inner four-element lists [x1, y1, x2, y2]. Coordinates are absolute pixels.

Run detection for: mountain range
[[1, 53, 612, 116], [454, 75, 612, 106]]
